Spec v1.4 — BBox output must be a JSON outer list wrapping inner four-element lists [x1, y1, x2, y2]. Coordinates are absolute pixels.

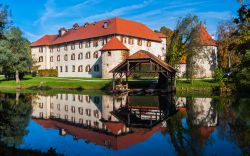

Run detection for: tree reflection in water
[[0, 92, 32, 147], [0, 92, 249, 155]]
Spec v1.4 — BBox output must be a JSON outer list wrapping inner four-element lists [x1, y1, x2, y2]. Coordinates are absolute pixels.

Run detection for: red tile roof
[[30, 35, 57, 47], [110, 50, 176, 74], [155, 32, 166, 38], [33, 118, 164, 150], [30, 17, 162, 47], [100, 37, 128, 51], [198, 24, 217, 46]]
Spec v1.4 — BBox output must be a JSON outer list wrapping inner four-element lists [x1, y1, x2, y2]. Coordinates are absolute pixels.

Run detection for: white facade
[[177, 45, 217, 78], [31, 35, 166, 78]]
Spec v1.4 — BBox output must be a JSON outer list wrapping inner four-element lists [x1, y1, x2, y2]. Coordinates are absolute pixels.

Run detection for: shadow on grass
[[0, 77, 32, 82]]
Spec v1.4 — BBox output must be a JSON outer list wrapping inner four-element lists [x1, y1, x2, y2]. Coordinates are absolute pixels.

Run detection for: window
[[56, 66, 58, 71], [93, 40, 98, 47], [39, 103, 43, 108], [71, 43, 75, 50], [78, 95, 83, 102], [60, 66, 62, 72], [71, 106, 75, 113], [39, 47, 43, 52], [64, 44, 68, 51], [79, 107, 83, 115], [94, 110, 99, 118], [85, 65, 91, 72], [49, 47, 53, 52], [85, 41, 91, 48], [108, 51, 111, 56], [72, 95, 75, 101], [93, 51, 98, 58], [85, 52, 90, 59], [65, 115, 68, 120], [121, 36, 126, 43], [94, 65, 99, 72], [138, 39, 142, 46], [72, 65, 75, 72], [78, 53, 83, 60], [147, 41, 151, 47], [79, 42, 83, 49], [57, 104, 60, 110], [65, 66, 68, 72], [64, 54, 68, 61], [79, 118, 83, 124], [86, 109, 91, 116], [71, 53, 75, 60], [86, 96, 91, 103], [65, 105, 68, 111], [78, 65, 83, 72], [102, 38, 107, 45], [57, 46, 60, 52], [39, 56, 43, 62], [50, 56, 53, 62], [128, 38, 134, 45], [57, 55, 60, 61]]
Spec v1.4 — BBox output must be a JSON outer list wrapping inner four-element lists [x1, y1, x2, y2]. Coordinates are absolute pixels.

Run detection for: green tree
[[0, 4, 10, 39], [0, 92, 32, 146], [0, 27, 32, 85], [167, 15, 202, 82]]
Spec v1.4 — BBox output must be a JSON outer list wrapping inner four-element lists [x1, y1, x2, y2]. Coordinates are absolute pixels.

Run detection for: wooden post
[[112, 73, 115, 91]]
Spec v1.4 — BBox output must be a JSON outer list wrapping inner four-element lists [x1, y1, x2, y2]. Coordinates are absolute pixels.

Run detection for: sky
[[0, 0, 240, 42]]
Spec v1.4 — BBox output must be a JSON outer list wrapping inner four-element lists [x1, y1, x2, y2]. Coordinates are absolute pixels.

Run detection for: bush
[[214, 68, 224, 82], [38, 69, 58, 77]]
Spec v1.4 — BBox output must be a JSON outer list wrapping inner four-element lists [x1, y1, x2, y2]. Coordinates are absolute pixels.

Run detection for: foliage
[[214, 68, 224, 82], [0, 27, 32, 84], [38, 69, 58, 77], [0, 93, 32, 146], [0, 4, 10, 39], [217, 21, 240, 69]]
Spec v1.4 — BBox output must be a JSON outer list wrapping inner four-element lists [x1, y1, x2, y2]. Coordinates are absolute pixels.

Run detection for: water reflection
[[0, 92, 248, 155], [31, 94, 176, 150]]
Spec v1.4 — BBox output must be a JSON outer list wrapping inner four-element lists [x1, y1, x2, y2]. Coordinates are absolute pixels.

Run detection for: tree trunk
[[16, 70, 20, 85]]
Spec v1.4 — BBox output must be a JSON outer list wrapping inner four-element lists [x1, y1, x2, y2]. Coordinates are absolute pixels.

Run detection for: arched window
[[147, 41, 151, 47], [93, 51, 98, 58], [57, 55, 60, 61], [85, 52, 91, 59], [85, 65, 91, 72], [50, 56, 53, 62], [94, 65, 99, 71], [64, 54, 68, 61], [71, 53, 75, 60], [78, 53, 83, 60], [39, 56, 43, 62], [78, 65, 83, 72]]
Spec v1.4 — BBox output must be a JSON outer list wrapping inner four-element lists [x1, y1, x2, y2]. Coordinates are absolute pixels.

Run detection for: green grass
[[0, 75, 220, 92], [0, 75, 111, 90]]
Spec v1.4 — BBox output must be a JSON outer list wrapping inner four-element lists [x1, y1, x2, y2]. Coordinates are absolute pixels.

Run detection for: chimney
[[59, 27, 67, 36]]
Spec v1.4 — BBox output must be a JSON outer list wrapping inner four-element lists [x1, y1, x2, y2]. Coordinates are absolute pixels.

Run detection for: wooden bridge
[[110, 50, 176, 93]]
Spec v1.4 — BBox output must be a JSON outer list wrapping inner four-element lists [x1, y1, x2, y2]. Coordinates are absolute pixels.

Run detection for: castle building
[[30, 17, 167, 78], [177, 24, 218, 78]]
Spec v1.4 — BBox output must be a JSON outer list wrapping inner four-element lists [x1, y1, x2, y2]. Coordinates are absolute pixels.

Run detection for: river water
[[0, 92, 249, 156]]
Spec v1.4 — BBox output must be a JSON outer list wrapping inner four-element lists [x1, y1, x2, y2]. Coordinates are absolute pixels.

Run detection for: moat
[[0, 92, 249, 156]]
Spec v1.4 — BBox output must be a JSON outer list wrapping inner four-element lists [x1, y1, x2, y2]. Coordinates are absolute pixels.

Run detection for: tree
[[0, 27, 32, 85], [217, 21, 240, 69], [167, 15, 201, 76], [0, 4, 10, 39], [159, 26, 174, 55]]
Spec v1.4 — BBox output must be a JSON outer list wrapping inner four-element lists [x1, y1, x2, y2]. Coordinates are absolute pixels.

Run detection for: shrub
[[214, 68, 224, 82], [38, 69, 58, 77]]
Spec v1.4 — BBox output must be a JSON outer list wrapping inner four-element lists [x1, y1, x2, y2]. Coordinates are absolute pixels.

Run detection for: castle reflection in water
[[31, 93, 217, 150]]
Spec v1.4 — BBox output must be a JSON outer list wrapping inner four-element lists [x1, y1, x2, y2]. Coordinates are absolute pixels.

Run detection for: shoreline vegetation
[[0, 75, 225, 94]]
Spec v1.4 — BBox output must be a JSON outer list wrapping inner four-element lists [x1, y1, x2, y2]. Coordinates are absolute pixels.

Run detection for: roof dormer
[[84, 22, 89, 28], [59, 27, 67, 36], [73, 23, 79, 30], [103, 21, 110, 29]]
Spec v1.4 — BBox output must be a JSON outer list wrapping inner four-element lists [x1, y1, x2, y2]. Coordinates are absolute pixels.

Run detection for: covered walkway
[[110, 50, 176, 92]]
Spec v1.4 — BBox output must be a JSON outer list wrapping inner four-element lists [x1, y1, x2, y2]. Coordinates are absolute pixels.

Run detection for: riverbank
[[0, 75, 220, 92]]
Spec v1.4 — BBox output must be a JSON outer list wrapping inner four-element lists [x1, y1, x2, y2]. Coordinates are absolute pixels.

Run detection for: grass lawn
[[0, 75, 220, 91]]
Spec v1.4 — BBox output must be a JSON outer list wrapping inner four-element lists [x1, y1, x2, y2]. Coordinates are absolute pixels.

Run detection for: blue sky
[[1, 0, 240, 42]]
